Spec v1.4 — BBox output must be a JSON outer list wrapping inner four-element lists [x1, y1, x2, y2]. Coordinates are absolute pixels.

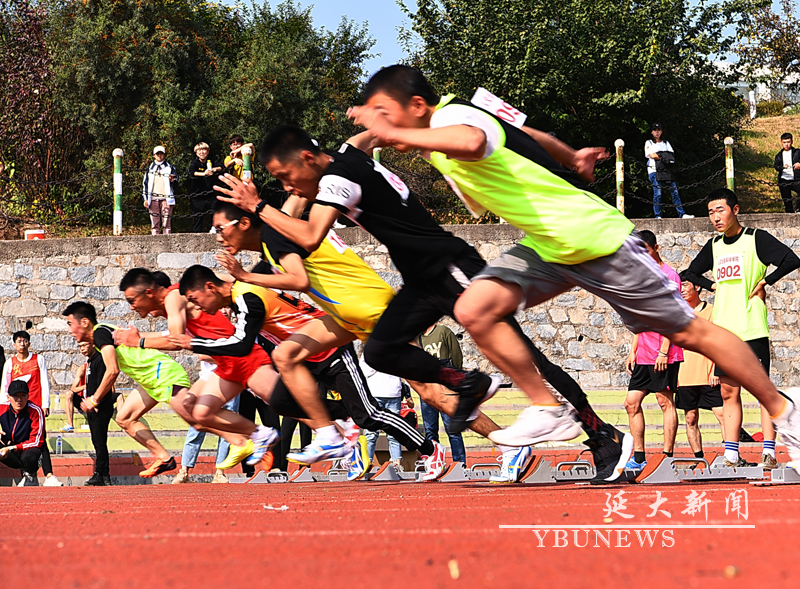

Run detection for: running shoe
[[449, 372, 503, 434], [84, 472, 105, 487], [624, 457, 647, 471], [171, 469, 190, 485], [488, 404, 583, 447], [723, 456, 757, 468], [212, 471, 229, 484], [103, 474, 112, 486], [587, 426, 635, 484], [389, 458, 404, 473], [759, 454, 778, 470], [346, 436, 370, 481], [286, 439, 349, 465], [419, 440, 446, 482], [21, 472, 38, 487], [43, 474, 64, 487], [216, 440, 255, 470], [776, 391, 800, 467], [246, 427, 280, 466], [139, 456, 177, 478], [337, 418, 361, 450], [490, 446, 534, 483], [60, 424, 74, 433]]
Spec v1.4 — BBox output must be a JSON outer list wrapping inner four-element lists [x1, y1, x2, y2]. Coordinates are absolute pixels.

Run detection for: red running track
[[2, 480, 798, 589]]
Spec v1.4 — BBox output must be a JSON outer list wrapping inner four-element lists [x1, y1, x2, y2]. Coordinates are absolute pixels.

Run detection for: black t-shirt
[[187, 156, 222, 197], [93, 325, 116, 351], [312, 143, 475, 285], [85, 350, 110, 399]]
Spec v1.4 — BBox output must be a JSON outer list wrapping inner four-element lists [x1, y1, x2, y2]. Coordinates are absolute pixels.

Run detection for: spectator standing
[[0, 381, 45, 486], [188, 142, 223, 232], [224, 135, 250, 180], [359, 357, 409, 471], [142, 145, 177, 235], [73, 340, 118, 486], [645, 123, 693, 219], [416, 324, 467, 465], [773, 132, 800, 213], [623, 230, 684, 471], [0, 330, 63, 486], [675, 271, 724, 459], [682, 188, 800, 469]]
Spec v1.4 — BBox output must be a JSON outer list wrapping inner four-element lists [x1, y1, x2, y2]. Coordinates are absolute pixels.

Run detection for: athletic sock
[[314, 424, 342, 445], [250, 425, 270, 443], [724, 441, 739, 463], [418, 439, 435, 456], [694, 450, 704, 459], [634, 451, 646, 464], [663, 451, 673, 458], [496, 444, 515, 454], [763, 439, 776, 459], [576, 405, 606, 435]]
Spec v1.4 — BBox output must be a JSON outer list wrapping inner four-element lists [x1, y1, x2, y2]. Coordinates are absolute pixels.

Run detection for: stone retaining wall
[[0, 214, 798, 393]]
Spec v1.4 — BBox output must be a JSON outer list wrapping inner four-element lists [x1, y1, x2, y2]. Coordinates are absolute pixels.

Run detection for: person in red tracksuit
[[0, 380, 46, 486]]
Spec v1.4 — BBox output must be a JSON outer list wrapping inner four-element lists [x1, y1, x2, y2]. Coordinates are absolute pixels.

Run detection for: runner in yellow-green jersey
[[348, 65, 800, 466]]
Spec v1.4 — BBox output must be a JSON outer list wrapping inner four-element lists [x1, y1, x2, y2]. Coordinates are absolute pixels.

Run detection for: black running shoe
[[103, 474, 112, 486], [449, 371, 502, 434], [84, 472, 105, 486], [588, 426, 634, 484]]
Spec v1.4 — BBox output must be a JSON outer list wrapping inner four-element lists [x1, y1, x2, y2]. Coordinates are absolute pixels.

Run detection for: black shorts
[[628, 363, 681, 394], [714, 337, 770, 378], [676, 385, 723, 411]]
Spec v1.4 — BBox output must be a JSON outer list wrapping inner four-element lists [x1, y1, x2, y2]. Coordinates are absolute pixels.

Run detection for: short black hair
[[119, 267, 162, 292], [781, 132, 793, 141], [678, 270, 703, 292], [638, 229, 657, 249], [152, 271, 172, 288], [12, 330, 30, 342], [363, 65, 439, 107], [179, 265, 224, 296], [213, 199, 262, 228], [259, 125, 320, 166], [61, 301, 98, 325], [707, 187, 738, 209], [229, 134, 245, 145]]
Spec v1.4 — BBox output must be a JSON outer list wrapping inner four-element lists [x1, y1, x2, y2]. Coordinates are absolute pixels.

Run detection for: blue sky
[[286, 1, 417, 77]]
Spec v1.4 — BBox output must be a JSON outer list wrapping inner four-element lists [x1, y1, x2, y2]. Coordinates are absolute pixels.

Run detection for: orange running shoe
[[139, 457, 177, 478]]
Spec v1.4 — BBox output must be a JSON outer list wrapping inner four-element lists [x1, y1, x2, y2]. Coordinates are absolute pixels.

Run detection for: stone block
[[33, 285, 49, 299], [0, 282, 20, 298], [579, 372, 611, 388], [585, 343, 614, 359], [376, 271, 403, 290], [60, 336, 78, 350], [102, 301, 131, 318], [564, 358, 596, 371], [567, 341, 583, 357], [535, 325, 557, 339], [92, 256, 109, 266], [199, 253, 219, 268], [579, 326, 603, 341], [52, 370, 75, 386], [42, 351, 73, 369], [549, 308, 568, 323], [3, 299, 46, 317], [556, 294, 576, 307], [0, 265, 12, 280], [50, 285, 75, 300], [771, 330, 795, 342], [559, 325, 576, 340], [568, 309, 585, 324], [589, 313, 605, 326], [77, 286, 109, 301], [39, 266, 67, 282], [30, 334, 59, 351], [70, 266, 96, 284], [527, 311, 548, 324], [156, 253, 197, 270], [14, 263, 33, 279]]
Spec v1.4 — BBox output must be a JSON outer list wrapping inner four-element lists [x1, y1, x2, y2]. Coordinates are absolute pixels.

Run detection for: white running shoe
[[43, 475, 64, 487], [681, 214, 695, 219], [336, 418, 361, 451], [287, 438, 348, 465], [776, 390, 800, 466], [490, 446, 534, 483], [488, 404, 583, 447], [419, 441, 446, 482]]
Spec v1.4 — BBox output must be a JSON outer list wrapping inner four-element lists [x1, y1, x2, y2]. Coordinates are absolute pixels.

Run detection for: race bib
[[470, 87, 527, 128], [326, 230, 349, 254], [715, 254, 743, 282]]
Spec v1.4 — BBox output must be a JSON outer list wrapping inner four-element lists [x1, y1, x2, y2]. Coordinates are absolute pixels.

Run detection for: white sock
[[250, 425, 270, 443], [496, 444, 515, 454], [315, 424, 342, 444]]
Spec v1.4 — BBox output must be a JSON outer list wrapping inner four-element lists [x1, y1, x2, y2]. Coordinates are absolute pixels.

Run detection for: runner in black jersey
[[215, 126, 634, 483]]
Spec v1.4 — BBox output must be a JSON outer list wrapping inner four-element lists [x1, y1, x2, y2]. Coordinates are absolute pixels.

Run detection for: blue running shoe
[[287, 438, 348, 465], [624, 457, 647, 471], [490, 446, 534, 483], [346, 436, 370, 481], [246, 427, 280, 466]]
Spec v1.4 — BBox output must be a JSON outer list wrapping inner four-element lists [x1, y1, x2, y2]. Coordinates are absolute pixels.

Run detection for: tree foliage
[[735, 0, 800, 104], [402, 0, 755, 216]]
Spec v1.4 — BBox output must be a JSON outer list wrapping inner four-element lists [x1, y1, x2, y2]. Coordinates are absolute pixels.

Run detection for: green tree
[[735, 0, 800, 105], [401, 0, 755, 217]]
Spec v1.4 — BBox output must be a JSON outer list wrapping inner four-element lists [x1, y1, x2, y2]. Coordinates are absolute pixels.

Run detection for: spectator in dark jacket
[[187, 142, 223, 232], [773, 132, 800, 213], [0, 380, 45, 486]]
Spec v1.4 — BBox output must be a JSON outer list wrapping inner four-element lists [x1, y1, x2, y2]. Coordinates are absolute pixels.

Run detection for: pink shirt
[[635, 263, 685, 365]]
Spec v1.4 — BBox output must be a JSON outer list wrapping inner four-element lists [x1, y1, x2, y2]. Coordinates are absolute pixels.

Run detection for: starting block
[[437, 462, 470, 482], [634, 454, 764, 484], [752, 464, 800, 486], [288, 467, 315, 483], [521, 457, 596, 484], [229, 470, 290, 484], [468, 462, 502, 481], [366, 463, 403, 481]]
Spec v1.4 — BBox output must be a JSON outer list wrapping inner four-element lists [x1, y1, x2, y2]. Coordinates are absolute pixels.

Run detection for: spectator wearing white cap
[[142, 145, 177, 235]]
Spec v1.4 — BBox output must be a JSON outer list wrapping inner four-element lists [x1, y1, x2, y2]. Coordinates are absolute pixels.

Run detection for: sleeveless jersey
[[10, 354, 43, 407], [710, 228, 768, 341], [166, 284, 236, 340], [261, 227, 395, 341], [429, 95, 634, 264]]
